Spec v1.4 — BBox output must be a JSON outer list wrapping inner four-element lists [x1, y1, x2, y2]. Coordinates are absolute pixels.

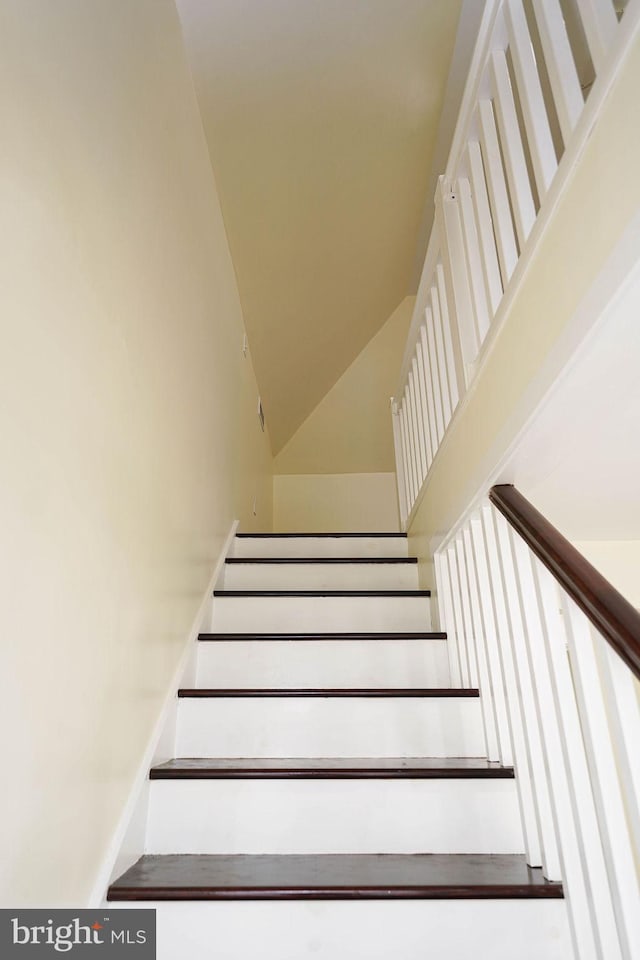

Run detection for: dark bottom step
[[108, 854, 563, 901], [150, 758, 515, 779]]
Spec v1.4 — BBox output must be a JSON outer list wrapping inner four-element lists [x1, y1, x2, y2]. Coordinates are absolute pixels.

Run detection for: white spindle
[[462, 526, 500, 759], [531, 0, 584, 143], [406, 375, 423, 493], [478, 99, 519, 284], [534, 560, 624, 960], [434, 550, 463, 687], [505, 0, 558, 199], [409, 366, 427, 485], [457, 177, 491, 347], [495, 513, 562, 880], [399, 399, 416, 509], [563, 598, 640, 960], [438, 184, 478, 368], [454, 536, 481, 689], [446, 545, 472, 688], [430, 282, 453, 426], [467, 141, 503, 317], [469, 512, 513, 764], [435, 262, 461, 410], [419, 325, 440, 456], [482, 505, 543, 865], [490, 49, 537, 247], [391, 403, 409, 527], [574, 0, 619, 74], [512, 535, 609, 960], [425, 306, 446, 442], [414, 341, 434, 468]]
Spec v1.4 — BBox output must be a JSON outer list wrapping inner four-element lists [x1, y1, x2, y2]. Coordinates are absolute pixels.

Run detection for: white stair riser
[[211, 596, 431, 633], [196, 639, 450, 688], [232, 536, 408, 559], [146, 779, 524, 854], [113, 901, 571, 960], [176, 698, 484, 758], [222, 562, 419, 591]]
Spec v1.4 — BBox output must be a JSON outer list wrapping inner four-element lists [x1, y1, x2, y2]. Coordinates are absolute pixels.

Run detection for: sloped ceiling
[[176, 0, 462, 452]]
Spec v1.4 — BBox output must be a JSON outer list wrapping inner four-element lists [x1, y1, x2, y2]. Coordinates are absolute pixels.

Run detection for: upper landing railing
[[392, 0, 637, 528]]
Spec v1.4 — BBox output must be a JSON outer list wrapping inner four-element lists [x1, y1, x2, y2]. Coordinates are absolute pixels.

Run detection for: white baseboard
[[87, 519, 239, 906]]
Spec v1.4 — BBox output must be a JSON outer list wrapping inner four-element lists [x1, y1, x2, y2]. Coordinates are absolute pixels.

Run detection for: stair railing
[[392, 0, 638, 527], [434, 484, 640, 960]]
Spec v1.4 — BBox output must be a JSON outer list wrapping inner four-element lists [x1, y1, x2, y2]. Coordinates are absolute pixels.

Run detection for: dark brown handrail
[[490, 484, 640, 681]]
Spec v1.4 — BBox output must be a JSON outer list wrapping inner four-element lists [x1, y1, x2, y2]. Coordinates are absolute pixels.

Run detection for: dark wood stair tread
[[235, 533, 407, 538], [225, 557, 417, 564], [213, 589, 431, 597], [198, 631, 447, 641], [178, 688, 479, 698], [108, 854, 562, 901], [150, 758, 514, 779]]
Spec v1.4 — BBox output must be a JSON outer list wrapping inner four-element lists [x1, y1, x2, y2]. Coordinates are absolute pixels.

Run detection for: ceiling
[[176, 0, 463, 452]]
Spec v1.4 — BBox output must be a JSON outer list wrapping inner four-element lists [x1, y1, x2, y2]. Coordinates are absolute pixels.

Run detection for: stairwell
[[107, 531, 571, 959]]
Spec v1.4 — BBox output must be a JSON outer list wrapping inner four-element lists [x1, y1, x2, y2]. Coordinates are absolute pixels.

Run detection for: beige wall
[[572, 542, 640, 610], [0, 0, 272, 905], [274, 297, 413, 475], [274, 473, 400, 532], [409, 33, 640, 588]]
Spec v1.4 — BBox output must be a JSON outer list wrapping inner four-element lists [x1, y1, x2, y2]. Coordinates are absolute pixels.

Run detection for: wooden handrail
[[490, 484, 640, 680]]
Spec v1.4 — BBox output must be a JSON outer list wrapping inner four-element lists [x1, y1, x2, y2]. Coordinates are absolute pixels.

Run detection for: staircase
[[108, 531, 571, 959]]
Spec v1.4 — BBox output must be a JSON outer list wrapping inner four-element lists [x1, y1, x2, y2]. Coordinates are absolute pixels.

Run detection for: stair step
[[222, 559, 419, 589], [232, 534, 408, 559], [150, 758, 514, 778], [213, 590, 430, 597], [198, 632, 446, 640], [108, 853, 563, 901], [210, 593, 432, 632], [144, 776, 524, 853], [196, 636, 450, 688], [175, 692, 484, 757], [178, 688, 477, 697]]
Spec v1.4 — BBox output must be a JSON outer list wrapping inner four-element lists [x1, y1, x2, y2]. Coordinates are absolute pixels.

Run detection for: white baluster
[[437, 181, 478, 370], [470, 511, 513, 765], [478, 99, 519, 284], [399, 399, 416, 509], [512, 536, 608, 960], [419, 324, 441, 454], [457, 177, 491, 347], [455, 536, 481, 689], [425, 305, 446, 442], [414, 341, 434, 469], [409, 366, 427, 487], [495, 512, 561, 879], [490, 49, 537, 247], [406, 375, 423, 493], [434, 550, 463, 687], [531, 0, 584, 143], [535, 560, 624, 960], [574, 0, 619, 74], [467, 142, 503, 317], [430, 283, 453, 426], [483, 505, 542, 865], [505, 0, 558, 199], [563, 597, 640, 960], [447, 544, 471, 688], [390, 401, 409, 528], [436, 262, 462, 410], [462, 524, 500, 759]]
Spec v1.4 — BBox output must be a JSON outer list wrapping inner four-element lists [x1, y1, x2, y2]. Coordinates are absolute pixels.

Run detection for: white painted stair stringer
[[196, 638, 450, 688], [145, 778, 524, 854], [175, 697, 484, 758]]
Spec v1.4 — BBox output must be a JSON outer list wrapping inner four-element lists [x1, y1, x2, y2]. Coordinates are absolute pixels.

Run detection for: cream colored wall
[[572, 542, 640, 610], [409, 33, 640, 588], [274, 474, 400, 533], [274, 297, 413, 475], [0, 0, 272, 906]]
